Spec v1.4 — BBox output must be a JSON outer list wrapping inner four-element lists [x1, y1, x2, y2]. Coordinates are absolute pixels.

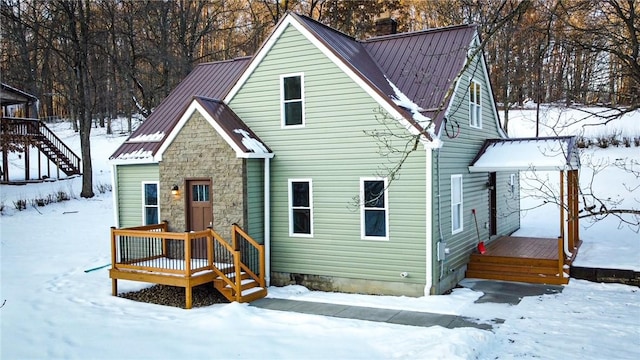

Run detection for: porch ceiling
[[468, 136, 580, 172]]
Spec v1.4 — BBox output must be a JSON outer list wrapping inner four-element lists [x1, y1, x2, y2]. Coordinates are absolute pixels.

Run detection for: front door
[[489, 172, 497, 236], [187, 179, 212, 258]]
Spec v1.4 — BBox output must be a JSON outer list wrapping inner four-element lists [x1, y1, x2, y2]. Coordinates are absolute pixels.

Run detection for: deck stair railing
[[110, 222, 266, 308], [209, 224, 266, 302], [0, 117, 81, 176]]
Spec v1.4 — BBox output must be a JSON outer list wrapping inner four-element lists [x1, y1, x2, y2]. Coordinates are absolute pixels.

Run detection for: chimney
[[375, 17, 398, 36]]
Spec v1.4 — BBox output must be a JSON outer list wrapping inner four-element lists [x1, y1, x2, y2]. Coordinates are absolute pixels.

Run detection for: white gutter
[[264, 157, 271, 286], [110, 163, 120, 228], [424, 147, 433, 295]]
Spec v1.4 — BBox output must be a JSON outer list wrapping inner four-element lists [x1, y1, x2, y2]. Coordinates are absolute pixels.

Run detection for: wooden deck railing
[[233, 224, 266, 288], [109, 222, 266, 308]]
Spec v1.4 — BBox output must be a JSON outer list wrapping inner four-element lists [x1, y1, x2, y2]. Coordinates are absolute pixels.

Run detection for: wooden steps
[[465, 236, 570, 285], [0, 117, 81, 179], [466, 255, 569, 285], [214, 270, 267, 303], [34, 124, 81, 176]]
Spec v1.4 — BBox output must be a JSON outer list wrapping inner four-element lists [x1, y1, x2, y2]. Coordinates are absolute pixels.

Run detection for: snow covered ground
[[1, 108, 639, 359]]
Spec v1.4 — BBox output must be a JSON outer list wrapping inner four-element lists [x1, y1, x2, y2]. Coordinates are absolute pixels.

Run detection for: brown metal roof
[[193, 96, 272, 156], [111, 14, 479, 162], [110, 57, 250, 160], [293, 14, 476, 136], [364, 25, 477, 133]]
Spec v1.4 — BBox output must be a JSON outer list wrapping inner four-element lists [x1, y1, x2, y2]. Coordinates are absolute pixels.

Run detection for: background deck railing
[[109, 222, 266, 307]]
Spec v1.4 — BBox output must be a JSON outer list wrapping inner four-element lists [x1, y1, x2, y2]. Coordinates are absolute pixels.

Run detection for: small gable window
[[361, 178, 389, 240], [289, 179, 313, 236], [451, 175, 463, 234], [143, 182, 159, 225], [469, 80, 482, 128], [281, 74, 304, 127]]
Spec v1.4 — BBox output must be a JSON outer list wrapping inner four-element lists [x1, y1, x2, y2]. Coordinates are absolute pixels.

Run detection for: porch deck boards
[[482, 236, 558, 260], [466, 236, 570, 285]]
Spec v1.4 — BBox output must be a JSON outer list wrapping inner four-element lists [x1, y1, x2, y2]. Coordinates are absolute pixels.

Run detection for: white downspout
[[424, 147, 433, 295], [264, 157, 271, 286]]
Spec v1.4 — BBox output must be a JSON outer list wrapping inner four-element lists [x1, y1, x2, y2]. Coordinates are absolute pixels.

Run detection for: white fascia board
[[473, 34, 508, 139], [223, 14, 411, 139], [439, 67, 464, 139], [109, 158, 158, 166], [468, 165, 575, 173], [224, 15, 293, 103], [240, 152, 274, 159]]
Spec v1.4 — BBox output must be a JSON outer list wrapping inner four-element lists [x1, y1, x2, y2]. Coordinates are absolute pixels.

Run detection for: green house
[[110, 13, 522, 297]]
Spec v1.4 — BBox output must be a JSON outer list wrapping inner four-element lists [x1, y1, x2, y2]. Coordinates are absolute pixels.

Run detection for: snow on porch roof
[[469, 136, 580, 172]]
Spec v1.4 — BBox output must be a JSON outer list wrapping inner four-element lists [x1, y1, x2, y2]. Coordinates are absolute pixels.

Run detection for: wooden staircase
[[465, 236, 569, 285], [211, 224, 268, 303], [0, 117, 81, 178], [214, 266, 268, 303], [33, 122, 81, 176]]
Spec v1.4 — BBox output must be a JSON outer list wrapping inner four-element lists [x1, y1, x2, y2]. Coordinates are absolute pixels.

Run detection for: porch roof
[[468, 136, 580, 172], [1, 83, 38, 106], [193, 96, 272, 158]]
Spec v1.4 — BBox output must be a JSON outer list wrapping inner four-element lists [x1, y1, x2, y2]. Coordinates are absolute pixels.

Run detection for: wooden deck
[[466, 236, 579, 285], [109, 223, 267, 309]]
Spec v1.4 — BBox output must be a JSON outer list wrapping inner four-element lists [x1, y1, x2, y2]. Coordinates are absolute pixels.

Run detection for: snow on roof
[[233, 129, 269, 154], [469, 137, 580, 172], [126, 131, 165, 143], [386, 78, 442, 148], [115, 148, 153, 161]]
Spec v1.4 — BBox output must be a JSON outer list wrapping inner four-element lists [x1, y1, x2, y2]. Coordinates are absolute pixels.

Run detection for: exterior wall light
[[171, 184, 179, 196]]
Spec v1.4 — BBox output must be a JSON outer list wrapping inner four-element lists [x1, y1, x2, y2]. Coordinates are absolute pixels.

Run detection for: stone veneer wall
[[159, 111, 245, 241]]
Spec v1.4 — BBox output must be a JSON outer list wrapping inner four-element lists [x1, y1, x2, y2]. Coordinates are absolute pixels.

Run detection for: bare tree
[[553, 0, 639, 117]]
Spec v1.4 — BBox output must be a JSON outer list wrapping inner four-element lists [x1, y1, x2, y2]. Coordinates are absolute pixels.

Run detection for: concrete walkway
[[250, 279, 564, 331]]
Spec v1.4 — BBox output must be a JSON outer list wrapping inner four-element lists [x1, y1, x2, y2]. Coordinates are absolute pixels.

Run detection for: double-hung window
[[281, 74, 304, 127], [469, 80, 482, 128], [289, 179, 313, 236], [451, 175, 463, 234], [361, 178, 389, 240], [143, 182, 159, 225]]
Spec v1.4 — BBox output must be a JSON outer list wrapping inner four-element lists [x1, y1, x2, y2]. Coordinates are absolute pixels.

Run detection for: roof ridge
[[291, 13, 357, 41], [364, 23, 477, 43], [194, 56, 253, 67], [193, 95, 223, 103]]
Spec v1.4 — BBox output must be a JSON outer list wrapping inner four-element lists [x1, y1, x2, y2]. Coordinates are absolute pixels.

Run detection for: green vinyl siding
[[246, 159, 264, 244], [230, 24, 428, 284], [496, 171, 520, 235], [431, 50, 520, 292], [115, 164, 159, 228]]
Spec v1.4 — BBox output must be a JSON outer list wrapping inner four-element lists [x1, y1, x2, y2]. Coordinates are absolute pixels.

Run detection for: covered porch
[[466, 137, 582, 285]]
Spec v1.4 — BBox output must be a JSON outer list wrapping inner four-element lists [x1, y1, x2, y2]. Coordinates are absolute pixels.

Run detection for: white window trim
[[288, 178, 313, 237], [142, 181, 160, 225], [280, 73, 305, 128], [360, 177, 389, 241], [451, 175, 463, 234], [469, 79, 482, 129]]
